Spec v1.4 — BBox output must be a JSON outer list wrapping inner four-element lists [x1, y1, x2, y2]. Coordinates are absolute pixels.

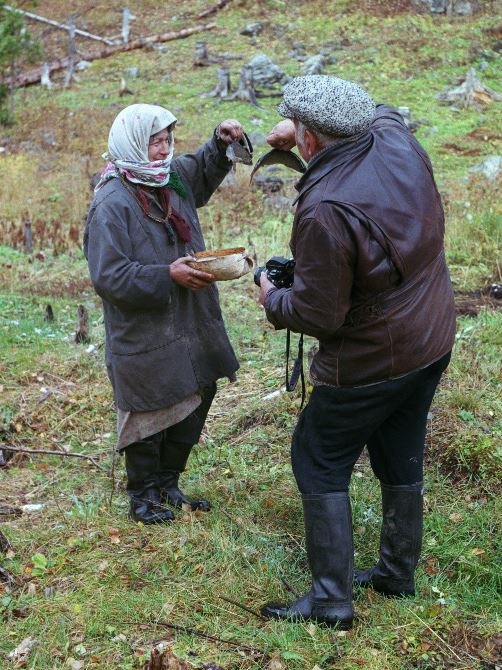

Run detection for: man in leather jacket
[[257, 75, 456, 629]]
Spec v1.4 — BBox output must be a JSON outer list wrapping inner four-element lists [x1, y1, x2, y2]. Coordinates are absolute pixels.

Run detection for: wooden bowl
[[186, 247, 254, 281]]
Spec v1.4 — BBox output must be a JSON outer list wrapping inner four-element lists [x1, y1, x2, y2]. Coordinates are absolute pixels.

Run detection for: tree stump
[[75, 305, 90, 344], [44, 304, 54, 322], [201, 66, 231, 98], [40, 62, 53, 89], [24, 220, 33, 253], [193, 40, 210, 66], [437, 68, 502, 109], [229, 66, 260, 107]]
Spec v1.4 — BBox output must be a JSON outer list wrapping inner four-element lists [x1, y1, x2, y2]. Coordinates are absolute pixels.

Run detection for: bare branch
[[1, 444, 108, 472]]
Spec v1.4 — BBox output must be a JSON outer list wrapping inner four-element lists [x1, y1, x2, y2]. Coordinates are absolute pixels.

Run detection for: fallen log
[[4, 5, 115, 45], [197, 0, 233, 19], [11, 23, 217, 88]]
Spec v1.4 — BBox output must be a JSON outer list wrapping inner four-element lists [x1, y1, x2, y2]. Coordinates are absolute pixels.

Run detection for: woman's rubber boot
[[159, 440, 210, 512], [125, 439, 174, 524], [261, 493, 354, 629], [354, 481, 423, 597]]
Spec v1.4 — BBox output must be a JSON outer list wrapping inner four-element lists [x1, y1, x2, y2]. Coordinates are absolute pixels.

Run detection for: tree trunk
[[11, 23, 217, 88]]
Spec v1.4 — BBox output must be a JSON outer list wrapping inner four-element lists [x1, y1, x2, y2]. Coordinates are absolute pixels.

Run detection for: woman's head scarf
[[95, 104, 178, 191]]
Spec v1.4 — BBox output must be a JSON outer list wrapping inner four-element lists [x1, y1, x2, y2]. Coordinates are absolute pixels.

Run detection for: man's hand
[[266, 120, 296, 150], [170, 256, 214, 290], [259, 272, 275, 306], [216, 119, 244, 144]]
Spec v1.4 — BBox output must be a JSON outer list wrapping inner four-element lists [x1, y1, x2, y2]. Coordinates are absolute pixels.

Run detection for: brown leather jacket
[[265, 105, 456, 387]]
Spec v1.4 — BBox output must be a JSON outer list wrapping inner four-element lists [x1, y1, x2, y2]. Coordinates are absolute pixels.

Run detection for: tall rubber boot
[[261, 493, 354, 629], [354, 481, 423, 597], [159, 440, 210, 512], [125, 438, 174, 524], [158, 385, 215, 512]]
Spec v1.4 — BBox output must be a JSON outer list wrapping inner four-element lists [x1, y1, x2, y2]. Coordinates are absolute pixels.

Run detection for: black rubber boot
[[159, 440, 210, 512], [261, 493, 354, 629], [354, 481, 423, 597], [125, 438, 174, 524]]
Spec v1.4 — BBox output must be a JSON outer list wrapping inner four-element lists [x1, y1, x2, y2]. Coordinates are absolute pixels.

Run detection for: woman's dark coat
[[84, 136, 239, 411]]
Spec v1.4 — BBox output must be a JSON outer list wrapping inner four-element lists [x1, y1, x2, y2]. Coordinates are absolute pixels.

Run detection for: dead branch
[[197, 0, 233, 19], [4, 5, 115, 45], [0, 504, 22, 521], [220, 595, 264, 620], [11, 23, 217, 88], [0, 444, 107, 472], [150, 621, 264, 656]]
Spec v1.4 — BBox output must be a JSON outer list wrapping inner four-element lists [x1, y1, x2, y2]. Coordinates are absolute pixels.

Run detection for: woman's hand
[[266, 120, 296, 150], [216, 119, 244, 144], [170, 256, 215, 290]]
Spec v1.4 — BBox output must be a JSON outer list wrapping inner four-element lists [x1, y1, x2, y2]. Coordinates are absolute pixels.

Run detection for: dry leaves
[[145, 641, 191, 669]]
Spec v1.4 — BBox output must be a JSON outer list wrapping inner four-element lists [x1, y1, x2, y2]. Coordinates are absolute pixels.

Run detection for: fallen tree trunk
[[197, 0, 233, 19], [4, 4, 115, 44], [11, 23, 217, 88]]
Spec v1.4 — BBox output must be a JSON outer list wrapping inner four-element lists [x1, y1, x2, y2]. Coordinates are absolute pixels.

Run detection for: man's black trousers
[[291, 353, 451, 493]]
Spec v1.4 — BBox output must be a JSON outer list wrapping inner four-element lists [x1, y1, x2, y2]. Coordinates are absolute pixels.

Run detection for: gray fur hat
[[278, 75, 376, 137]]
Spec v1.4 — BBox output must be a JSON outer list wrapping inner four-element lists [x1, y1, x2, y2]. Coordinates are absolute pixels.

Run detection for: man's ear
[[304, 128, 322, 160]]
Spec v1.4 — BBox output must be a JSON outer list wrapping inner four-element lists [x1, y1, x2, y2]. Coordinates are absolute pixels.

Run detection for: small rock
[[240, 22, 264, 37], [75, 60, 91, 71], [469, 155, 501, 181], [22, 503, 45, 512], [303, 55, 326, 76]]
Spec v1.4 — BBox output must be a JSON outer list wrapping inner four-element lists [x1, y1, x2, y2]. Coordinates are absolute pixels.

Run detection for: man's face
[[148, 126, 173, 162], [294, 120, 310, 163]]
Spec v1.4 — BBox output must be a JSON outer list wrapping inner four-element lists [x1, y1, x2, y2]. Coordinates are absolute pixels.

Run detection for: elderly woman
[[84, 103, 244, 524]]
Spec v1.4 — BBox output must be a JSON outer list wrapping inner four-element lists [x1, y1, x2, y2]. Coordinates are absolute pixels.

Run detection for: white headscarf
[[95, 103, 178, 190]]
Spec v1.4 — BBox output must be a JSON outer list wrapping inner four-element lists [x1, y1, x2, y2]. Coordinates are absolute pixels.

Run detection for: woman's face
[[148, 125, 174, 161]]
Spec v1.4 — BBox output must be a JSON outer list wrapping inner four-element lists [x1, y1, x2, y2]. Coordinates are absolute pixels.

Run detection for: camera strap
[[286, 329, 306, 408]]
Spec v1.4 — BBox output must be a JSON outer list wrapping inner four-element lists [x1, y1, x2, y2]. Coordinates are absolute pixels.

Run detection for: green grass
[[0, 1, 501, 668]]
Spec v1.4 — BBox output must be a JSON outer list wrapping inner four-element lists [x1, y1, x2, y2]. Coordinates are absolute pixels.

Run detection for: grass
[[1, 1, 501, 668]]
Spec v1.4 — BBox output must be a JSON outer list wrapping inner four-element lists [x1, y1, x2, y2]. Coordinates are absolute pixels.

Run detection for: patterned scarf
[[94, 103, 186, 196]]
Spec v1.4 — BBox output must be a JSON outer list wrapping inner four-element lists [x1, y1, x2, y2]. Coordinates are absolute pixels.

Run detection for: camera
[[254, 256, 295, 289]]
